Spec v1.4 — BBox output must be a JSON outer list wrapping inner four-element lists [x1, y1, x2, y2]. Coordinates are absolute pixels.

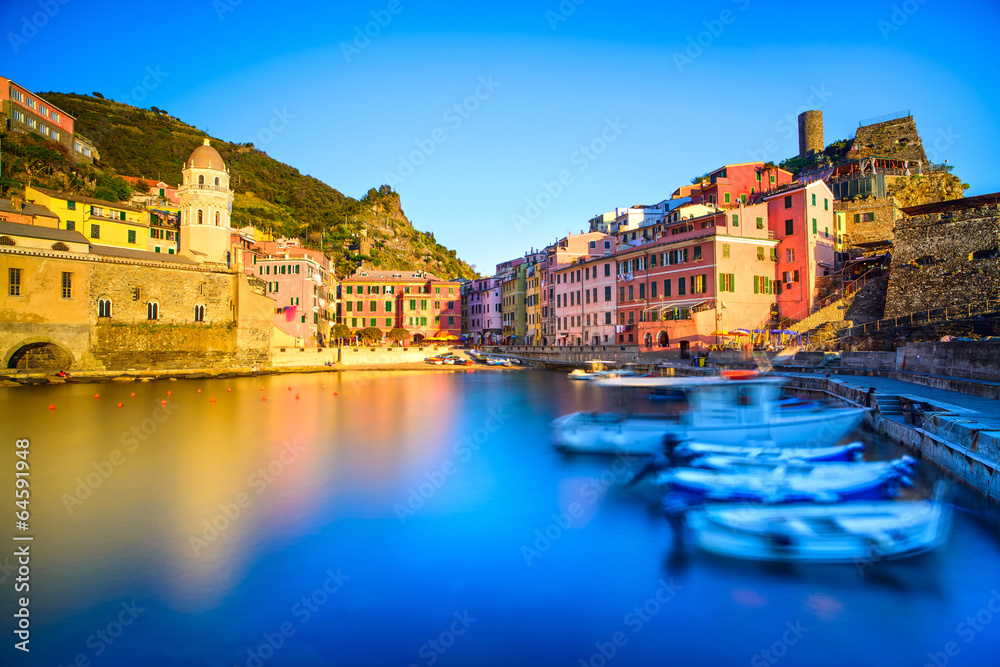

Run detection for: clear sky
[[4, 0, 998, 274]]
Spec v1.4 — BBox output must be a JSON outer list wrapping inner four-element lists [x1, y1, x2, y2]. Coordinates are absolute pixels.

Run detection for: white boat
[[686, 441, 865, 464], [552, 375, 865, 454], [682, 483, 951, 562], [659, 457, 916, 504], [567, 361, 635, 381]]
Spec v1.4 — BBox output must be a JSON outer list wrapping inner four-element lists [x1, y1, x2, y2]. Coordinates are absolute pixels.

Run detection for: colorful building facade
[[26, 186, 150, 251], [340, 270, 461, 342]]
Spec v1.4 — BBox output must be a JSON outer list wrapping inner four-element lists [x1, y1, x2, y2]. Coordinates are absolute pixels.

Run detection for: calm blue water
[[3, 369, 1000, 666]]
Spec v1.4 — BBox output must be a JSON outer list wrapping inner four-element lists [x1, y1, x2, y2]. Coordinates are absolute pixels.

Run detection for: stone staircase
[[876, 395, 904, 421], [790, 293, 856, 335]]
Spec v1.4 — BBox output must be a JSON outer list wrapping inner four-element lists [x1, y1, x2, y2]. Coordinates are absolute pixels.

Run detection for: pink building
[[0, 76, 75, 145], [681, 162, 795, 207], [763, 180, 837, 321], [249, 242, 334, 346], [615, 202, 778, 355], [541, 231, 616, 345], [552, 254, 617, 345], [121, 176, 180, 205], [463, 276, 503, 345]]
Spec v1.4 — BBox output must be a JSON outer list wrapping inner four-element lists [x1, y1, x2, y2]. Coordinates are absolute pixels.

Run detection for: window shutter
[[854, 213, 861, 223]]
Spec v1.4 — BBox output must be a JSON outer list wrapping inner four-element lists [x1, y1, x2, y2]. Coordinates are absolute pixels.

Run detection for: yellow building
[[525, 264, 542, 345], [26, 186, 149, 251]]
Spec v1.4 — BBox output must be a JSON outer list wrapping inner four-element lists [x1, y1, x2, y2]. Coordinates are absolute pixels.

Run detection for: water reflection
[[2, 370, 1000, 666]]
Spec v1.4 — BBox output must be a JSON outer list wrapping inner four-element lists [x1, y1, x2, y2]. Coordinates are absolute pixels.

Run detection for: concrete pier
[[782, 372, 1000, 505]]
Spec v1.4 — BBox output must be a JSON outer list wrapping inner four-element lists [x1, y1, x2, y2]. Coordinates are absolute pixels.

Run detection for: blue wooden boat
[[658, 457, 916, 504], [679, 482, 951, 563]]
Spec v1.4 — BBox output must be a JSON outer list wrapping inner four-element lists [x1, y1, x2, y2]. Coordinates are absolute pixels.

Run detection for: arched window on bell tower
[[215, 211, 220, 226], [198, 174, 205, 185], [197, 209, 203, 225], [215, 177, 220, 186]]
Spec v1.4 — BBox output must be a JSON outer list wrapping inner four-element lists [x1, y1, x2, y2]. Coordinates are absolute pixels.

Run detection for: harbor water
[[3, 369, 1000, 666]]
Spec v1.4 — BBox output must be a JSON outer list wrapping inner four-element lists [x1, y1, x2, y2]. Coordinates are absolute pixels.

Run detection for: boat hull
[[552, 408, 866, 455], [686, 498, 950, 563], [661, 462, 913, 504]]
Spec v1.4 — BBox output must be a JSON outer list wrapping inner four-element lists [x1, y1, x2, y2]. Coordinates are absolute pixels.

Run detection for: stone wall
[[885, 205, 1000, 316], [835, 196, 896, 246], [901, 341, 1000, 382], [338, 346, 457, 366], [90, 322, 252, 370], [0, 248, 272, 371], [844, 275, 888, 324], [839, 350, 896, 370], [849, 116, 928, 164], [89, 262, 236, 326]]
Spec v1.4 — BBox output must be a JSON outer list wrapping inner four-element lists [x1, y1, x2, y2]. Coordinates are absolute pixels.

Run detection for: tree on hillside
[[17, 142, 69, 188], [93, 173, 133, 202], [387, 328, 411, 346]]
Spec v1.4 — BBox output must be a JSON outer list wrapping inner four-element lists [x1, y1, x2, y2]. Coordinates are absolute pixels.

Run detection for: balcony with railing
[[181, 183, 229, 193]]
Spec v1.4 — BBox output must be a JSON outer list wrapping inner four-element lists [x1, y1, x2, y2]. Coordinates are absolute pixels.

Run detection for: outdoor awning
[[641, 299, 710, 314]]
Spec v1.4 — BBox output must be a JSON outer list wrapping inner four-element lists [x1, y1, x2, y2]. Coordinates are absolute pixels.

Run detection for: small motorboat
[[658, 457, 916, 504], [552, 376, 866, 454], [685, 441, 866, 464], [680, 482, 952, 563]]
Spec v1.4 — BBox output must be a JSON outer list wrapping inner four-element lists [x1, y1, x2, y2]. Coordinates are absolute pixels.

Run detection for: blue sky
[[4, 0, 998, 273]]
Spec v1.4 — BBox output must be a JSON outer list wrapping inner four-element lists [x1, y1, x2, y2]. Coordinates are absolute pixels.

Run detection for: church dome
[[186, 139, 226, 171]]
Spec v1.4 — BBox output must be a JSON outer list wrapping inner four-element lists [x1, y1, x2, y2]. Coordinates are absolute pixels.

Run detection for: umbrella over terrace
[[423, 330, 460, 342]]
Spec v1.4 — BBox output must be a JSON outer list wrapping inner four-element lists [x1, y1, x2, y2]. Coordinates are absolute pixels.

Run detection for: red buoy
[[197, 389, 202, 394], [227, 387, 232, 392], [49, 403, 55, 410], [161, 399, 167, 405], [295, 394, 300, 399], [210, 397, 216, 403], [130, 392, 135, 398], [167, 390, 172, 396], [94, 393, 100, 399], [334, 392, 339, 396], [117, 402, 123, 408], [287, 386, 292, 391], [262, 396, 267, 401]]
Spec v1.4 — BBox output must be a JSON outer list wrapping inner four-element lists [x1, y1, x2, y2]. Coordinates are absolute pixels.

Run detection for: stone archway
[[5, 340, 75, 371], [657, 330, 669, 348]]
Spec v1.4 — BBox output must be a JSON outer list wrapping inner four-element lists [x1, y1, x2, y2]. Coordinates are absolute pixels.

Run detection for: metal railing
[[858, 110, 911, 127], [784, 265, 886, 330], [836, 298, 1000, 340], [182, 183, 229, 193]]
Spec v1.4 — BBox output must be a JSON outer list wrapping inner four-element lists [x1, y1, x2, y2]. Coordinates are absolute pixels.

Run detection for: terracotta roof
[[28, 186, 144, 212], [0, 220, 88, 244], [345, 269, 447, 282]]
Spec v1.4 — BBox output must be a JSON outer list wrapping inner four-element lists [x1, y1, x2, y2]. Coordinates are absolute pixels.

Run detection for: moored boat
[[681, 482, 951, 562], [552, 376, 866, 454], [658, 457, 916, 504]]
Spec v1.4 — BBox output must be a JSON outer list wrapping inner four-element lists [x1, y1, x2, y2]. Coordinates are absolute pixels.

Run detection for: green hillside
[[1, 92, 476, 280]]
